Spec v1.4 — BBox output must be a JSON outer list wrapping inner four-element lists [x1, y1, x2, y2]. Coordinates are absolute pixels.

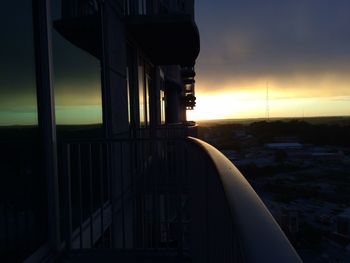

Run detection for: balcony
[[60, 131, 302, 262], [125, 15, 199, 66], [53, 0, 101, 58], [125, 0, 200, 66], [53, 0, 200, 65]]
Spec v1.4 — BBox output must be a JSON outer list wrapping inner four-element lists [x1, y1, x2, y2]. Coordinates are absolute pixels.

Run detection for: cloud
[[195, 0, 350, 95]]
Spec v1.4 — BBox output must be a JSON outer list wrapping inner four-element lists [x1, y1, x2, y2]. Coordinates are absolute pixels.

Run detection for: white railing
[[187, 137, 302, 263]]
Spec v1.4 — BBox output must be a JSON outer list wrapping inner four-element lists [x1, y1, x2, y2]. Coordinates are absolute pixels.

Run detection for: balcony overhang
[[126, 14, 200, 66], [53, 16, 101, 59]]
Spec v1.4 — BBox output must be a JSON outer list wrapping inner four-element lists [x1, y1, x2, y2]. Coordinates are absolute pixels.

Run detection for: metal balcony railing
[[123, 0, 191, 16], [61, 133, 302, 262], [59, 0, 193, 19], [62, 137, 190, 259], [61, 0, 99, 20]]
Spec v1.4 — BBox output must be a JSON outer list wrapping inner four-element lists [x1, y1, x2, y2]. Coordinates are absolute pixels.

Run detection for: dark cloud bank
[[195, 0, 350, 91]]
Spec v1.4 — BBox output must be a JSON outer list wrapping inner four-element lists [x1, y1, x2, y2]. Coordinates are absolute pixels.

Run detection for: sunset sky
[[1, 1, 350, 125], [188, 0, 350, 120]]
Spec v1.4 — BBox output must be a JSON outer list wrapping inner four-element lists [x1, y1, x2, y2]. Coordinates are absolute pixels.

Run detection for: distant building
[[273, 136, 300, 143], [265, 143, 303, 150], [221, 150, 239, 161], [335, 209, 350, 239], [274, 209, 299, 243]]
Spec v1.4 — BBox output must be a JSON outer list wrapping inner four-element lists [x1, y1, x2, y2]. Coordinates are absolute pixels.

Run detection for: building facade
[[1, 0, 198, 261]]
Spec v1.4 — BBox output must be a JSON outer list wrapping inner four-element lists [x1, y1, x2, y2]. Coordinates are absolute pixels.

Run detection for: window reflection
[[0, 1, 47, 261], [51, 0, 102, 127]]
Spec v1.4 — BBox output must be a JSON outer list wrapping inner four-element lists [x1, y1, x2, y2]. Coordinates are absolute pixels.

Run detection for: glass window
[[0, 1, 47, 261]]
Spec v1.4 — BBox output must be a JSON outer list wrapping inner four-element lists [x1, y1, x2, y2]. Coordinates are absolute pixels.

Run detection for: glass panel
[[146, 75, 151, 125], [138, 64, 146, 127], [0, 1, 47, 261], [160, 90, 166, 124]]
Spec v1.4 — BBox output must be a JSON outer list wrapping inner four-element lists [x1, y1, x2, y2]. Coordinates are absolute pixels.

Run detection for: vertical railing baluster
[[6, 206, 11, 252], [134, 0, 139, 14], [99, 144, 104, 248], [14, 208, 19, 253], [127, 0, 130, 15], [176, 140, 183, 256], [63, 144, 72, 251], [184, 139, 190, 250], [205, 156, 209, 261], [157, 140, 162, 248], [136, 139, 140, 248], [88, 144, 93, 248], [146, 139, 151, 248], [0, 205, 3, 251], [107, 142, 114, 248], [4, 203, 9, 253], [141, 139, 146, 248], [130, 0, 134, 15], [138, 140, 145, 248], [24, 172, 30, 252], [159, 140, 164, 247], [120, 142, 126, 248], [131, 139, 138, 248], [149, 139, 153, 248], [164, 140, 169, 248], [77, 144, 83, 249], [152, 139, 158, 248]]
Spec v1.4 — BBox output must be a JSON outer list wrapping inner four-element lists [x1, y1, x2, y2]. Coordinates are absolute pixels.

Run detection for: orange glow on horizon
[[187, 73, 350, 121], [187, 90, 350, 121]]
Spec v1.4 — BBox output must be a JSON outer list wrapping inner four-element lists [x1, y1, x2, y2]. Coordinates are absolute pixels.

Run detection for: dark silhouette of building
[[0, 0, 301, 262]]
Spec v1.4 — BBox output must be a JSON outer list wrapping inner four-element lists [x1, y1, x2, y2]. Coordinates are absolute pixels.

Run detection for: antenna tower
[[266, 81, 270, 121]]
